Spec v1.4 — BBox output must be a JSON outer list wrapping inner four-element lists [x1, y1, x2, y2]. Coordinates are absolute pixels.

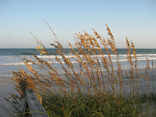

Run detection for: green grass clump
[[42, 92, 142, 117]]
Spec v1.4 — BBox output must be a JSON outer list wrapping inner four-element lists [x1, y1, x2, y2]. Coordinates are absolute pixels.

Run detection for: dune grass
[[42, 91, 145, 117], [5, 23, 156, 116]]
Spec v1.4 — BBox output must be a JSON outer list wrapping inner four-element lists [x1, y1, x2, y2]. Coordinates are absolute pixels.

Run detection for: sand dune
[[0, 68, 156, 116]]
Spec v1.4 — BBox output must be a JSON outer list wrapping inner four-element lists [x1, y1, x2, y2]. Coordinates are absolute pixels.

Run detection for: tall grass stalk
[[5, 24, 156, 116]]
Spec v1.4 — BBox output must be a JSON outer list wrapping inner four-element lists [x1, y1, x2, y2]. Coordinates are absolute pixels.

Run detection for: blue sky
[[0, 0, 156, 48]]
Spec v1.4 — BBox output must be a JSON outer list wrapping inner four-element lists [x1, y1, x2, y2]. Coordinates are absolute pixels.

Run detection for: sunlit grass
[[4, 23, 156, 116]]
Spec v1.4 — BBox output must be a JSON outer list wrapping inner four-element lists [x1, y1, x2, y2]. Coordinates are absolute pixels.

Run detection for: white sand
[[0, 68, 156, 116], [0, 75, 19, 117]]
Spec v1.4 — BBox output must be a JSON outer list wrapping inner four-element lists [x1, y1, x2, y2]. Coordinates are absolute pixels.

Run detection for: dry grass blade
[[5, 24, 156, 117]]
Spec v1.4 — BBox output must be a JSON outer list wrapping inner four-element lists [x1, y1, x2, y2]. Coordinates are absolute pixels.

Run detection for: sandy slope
[[0, 75, 19, 117], [0, 68, 156, 116]]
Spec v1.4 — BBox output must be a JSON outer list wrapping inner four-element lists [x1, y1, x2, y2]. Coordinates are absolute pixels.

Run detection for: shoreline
[[0, 67, 156, 88]]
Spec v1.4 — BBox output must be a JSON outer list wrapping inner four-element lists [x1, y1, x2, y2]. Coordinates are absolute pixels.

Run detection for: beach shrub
[[5, 23, 156, 116]]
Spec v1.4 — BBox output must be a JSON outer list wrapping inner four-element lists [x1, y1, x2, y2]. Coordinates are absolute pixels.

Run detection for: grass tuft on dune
[[5, 24, 156, 117]]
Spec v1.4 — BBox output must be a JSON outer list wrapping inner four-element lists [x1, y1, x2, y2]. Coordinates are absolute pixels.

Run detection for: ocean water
[[0, 48, 156, 76]]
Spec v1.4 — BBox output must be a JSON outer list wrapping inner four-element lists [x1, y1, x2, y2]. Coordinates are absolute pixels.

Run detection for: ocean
[[0, 48, 156, 76]]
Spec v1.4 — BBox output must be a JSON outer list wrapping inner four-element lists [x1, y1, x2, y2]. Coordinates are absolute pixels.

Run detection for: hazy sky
[[0, 0, 156, 48]]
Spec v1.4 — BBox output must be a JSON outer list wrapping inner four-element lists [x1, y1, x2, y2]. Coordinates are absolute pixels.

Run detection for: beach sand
[[0, 68, 156, 116], [0, 74, 19, 117]]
